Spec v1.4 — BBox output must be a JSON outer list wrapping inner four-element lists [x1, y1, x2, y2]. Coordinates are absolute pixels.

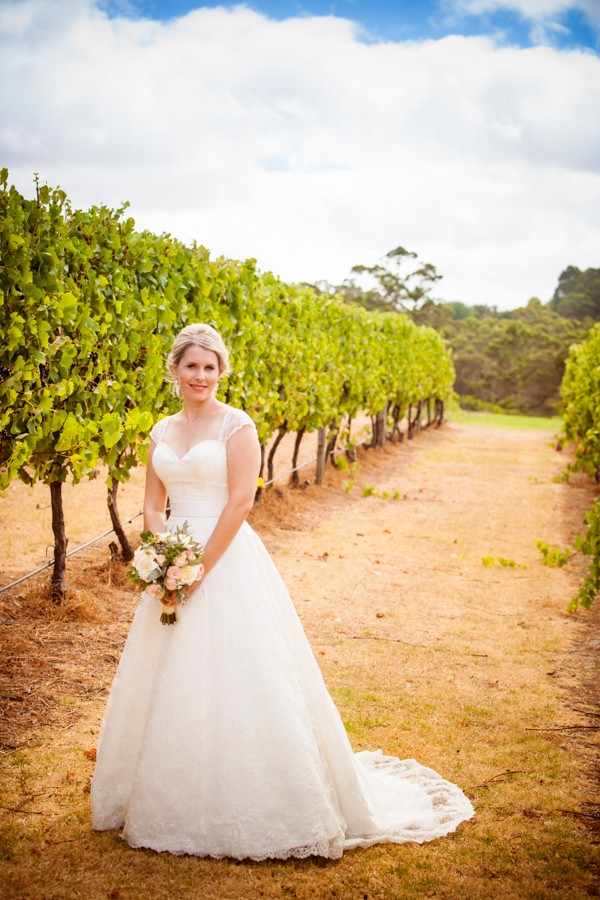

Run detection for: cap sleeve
[[221, 408, 257, 444], [150, 416, 170, 444]]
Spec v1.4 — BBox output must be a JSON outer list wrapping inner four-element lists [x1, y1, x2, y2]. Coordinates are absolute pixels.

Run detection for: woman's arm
[[143, 442, 169, 533], [200, 425, 261, 578]]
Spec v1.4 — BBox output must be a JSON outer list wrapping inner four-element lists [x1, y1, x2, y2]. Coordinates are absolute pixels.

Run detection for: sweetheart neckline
[[158, 439, 223, 462]]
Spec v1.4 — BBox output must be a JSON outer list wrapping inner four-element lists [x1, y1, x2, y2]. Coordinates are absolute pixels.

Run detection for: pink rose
[[146, 583, 165, 601], [186, 549, 194, 559], [164, 578, 178, 591], [173, 554, 187, 567], [166, 566, 182, 579], [156, 554, 166, 565]]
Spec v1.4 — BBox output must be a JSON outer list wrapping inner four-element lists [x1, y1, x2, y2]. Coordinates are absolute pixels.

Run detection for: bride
[[91, 323, 474, 860]]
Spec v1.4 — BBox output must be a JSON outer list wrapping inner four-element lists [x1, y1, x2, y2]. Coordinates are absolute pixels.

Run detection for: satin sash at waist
[[168, 500, 226, 519]]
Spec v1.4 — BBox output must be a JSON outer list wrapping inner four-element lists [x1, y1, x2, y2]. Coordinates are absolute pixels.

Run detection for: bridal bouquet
[[128, 523, 204, 625]]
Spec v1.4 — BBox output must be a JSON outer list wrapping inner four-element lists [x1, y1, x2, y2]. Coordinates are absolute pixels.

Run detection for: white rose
[[133, 547, 161, 581], [179, 564, 203, 586]]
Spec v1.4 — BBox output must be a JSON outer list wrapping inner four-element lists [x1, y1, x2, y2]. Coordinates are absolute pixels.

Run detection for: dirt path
[[1, 419, 599, 899]]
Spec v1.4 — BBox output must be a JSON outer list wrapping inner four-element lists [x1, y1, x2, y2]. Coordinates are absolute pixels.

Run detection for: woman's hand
[[164, 564, 205, 606]]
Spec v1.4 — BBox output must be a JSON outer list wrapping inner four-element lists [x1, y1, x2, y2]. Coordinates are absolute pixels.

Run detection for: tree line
[[316, 249, 600, 416]]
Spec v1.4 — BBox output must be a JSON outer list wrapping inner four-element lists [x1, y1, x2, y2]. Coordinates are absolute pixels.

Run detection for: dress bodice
[[150, 407, 256, 518]]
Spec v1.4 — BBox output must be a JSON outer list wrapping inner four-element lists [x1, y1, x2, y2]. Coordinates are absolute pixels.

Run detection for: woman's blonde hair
[[167, 323, 230, 376]]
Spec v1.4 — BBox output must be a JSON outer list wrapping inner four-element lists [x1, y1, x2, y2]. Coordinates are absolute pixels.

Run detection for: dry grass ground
[[0, 416, 599, 899]]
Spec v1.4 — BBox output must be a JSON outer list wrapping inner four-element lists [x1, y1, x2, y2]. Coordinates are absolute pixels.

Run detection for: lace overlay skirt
[[91, 515, 474, 859]]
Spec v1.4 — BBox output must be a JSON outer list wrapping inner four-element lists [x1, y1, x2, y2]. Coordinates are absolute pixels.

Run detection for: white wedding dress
[[91, 407, 474, 860]]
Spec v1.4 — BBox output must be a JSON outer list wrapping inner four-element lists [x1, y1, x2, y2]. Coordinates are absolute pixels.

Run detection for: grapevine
[[0, 171, 455, 599], [557, 323, 600, 608]]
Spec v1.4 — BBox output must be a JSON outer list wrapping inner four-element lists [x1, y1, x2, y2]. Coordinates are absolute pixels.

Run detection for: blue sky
[[103, 0, 600, 52], [2, 0, 599, 309]]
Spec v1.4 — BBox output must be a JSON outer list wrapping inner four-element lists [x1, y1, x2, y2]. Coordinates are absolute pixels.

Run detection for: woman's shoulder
[[219, 405, 257, 443], [149, 415, 173, 444]]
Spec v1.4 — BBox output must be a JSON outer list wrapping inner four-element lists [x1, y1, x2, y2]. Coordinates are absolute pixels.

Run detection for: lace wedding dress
[[91, 407, 474, 860]]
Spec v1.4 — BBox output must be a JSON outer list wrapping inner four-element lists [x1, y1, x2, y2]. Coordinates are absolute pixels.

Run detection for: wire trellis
[[0, 456, 321, 595]]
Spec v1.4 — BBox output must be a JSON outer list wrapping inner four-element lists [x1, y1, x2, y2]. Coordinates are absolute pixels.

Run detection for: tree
[[350, 246, 443, 315], [549, 266, 600, 320], [443, 303, 591, 415], [311, 247, 443, 316]]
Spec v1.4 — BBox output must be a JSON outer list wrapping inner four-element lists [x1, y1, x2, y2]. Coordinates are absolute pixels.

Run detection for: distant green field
[[448, 409, 562, 431]]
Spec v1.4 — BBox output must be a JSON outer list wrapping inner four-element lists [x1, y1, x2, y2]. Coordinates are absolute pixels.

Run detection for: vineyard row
[[560, 322, 600, 608], [0, 170, 454, 597]]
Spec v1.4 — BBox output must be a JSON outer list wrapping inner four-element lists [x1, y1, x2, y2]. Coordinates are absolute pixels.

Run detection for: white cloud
[[1, 0, 599, 309], [446, 0, 595, 20], [445, 0, 600, 39]]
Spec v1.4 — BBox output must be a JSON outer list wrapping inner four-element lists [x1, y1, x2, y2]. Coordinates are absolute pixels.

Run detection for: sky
[[1, 0, 599, 310]]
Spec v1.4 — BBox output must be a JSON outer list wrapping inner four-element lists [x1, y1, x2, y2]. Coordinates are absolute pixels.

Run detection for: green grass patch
[[448, 409, 562, 431]]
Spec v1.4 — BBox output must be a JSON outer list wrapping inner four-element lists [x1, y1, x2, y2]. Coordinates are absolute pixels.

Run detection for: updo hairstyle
[[167, 323, 230, 378]]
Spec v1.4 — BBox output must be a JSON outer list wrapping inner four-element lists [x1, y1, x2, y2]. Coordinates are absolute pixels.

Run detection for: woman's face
[[173, 345, 220, 403]]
